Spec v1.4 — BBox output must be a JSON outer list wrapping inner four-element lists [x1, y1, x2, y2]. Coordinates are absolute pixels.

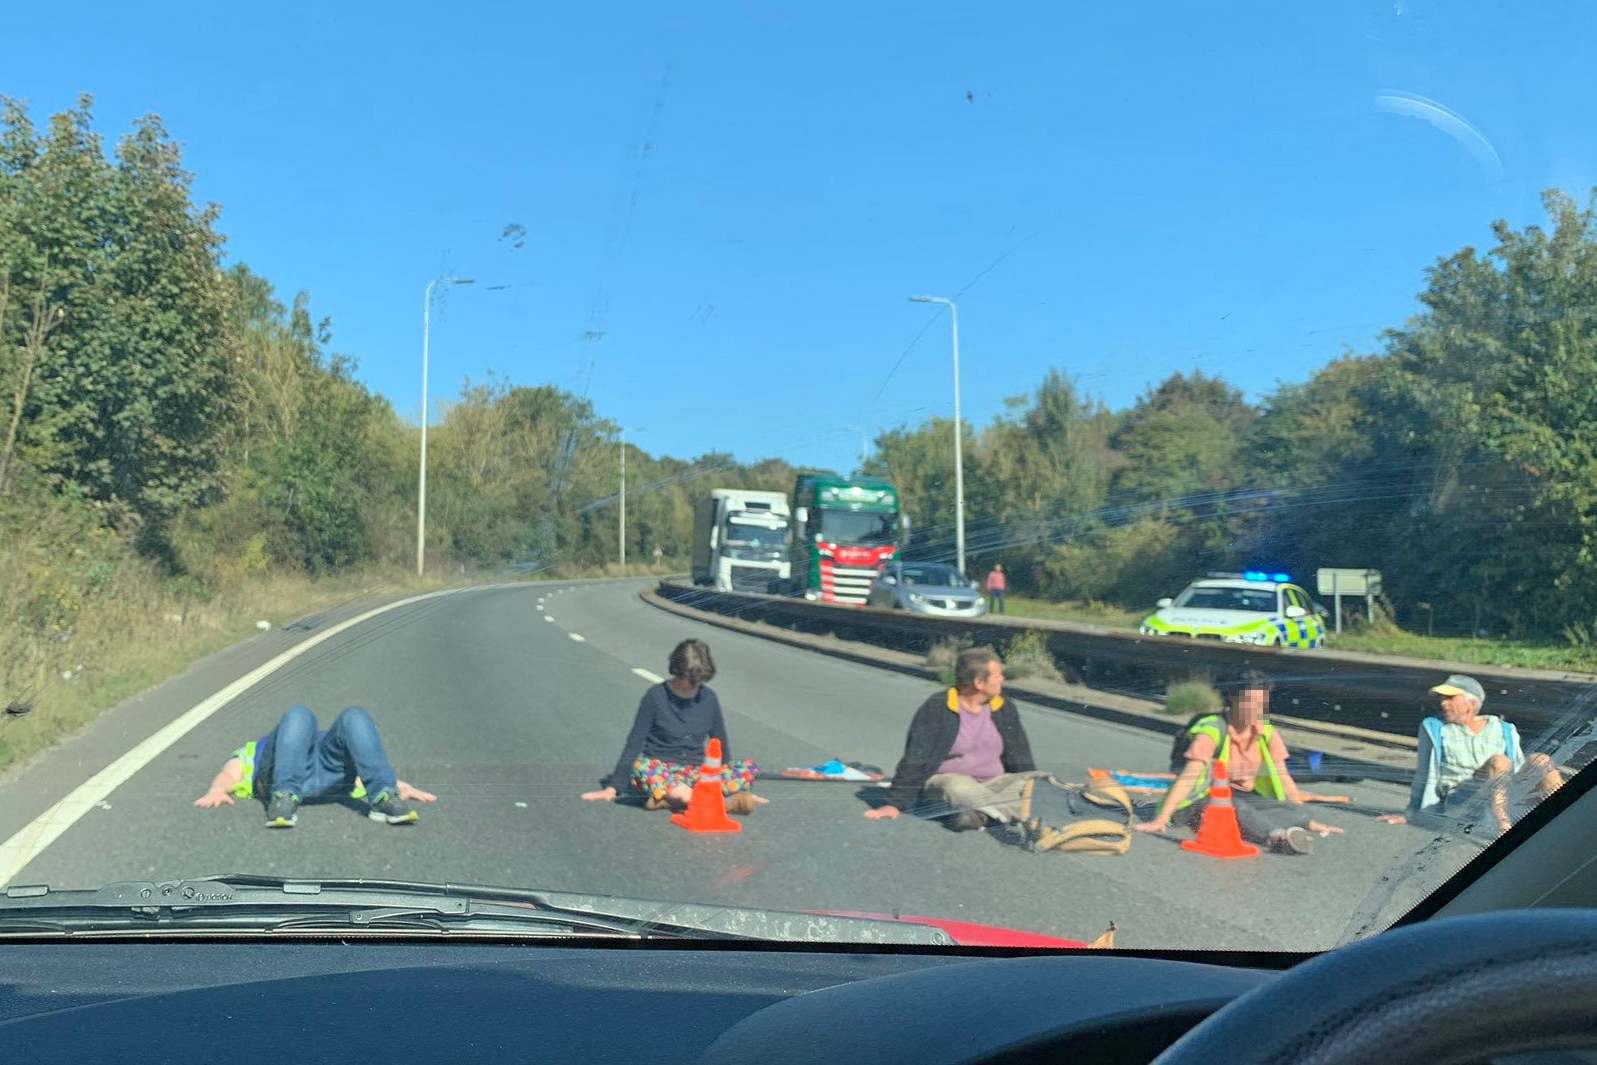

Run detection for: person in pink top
[[863, 647, 1040, 831], [984, 563, 1007, 614]]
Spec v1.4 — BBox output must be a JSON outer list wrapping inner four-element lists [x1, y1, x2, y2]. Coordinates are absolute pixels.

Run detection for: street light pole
[[909, 295, 965, 575], [417, 277, 474, 577], [619, 426, 626, 571]]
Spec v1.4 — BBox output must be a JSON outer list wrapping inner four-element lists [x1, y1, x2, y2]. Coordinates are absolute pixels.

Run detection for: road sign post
[[1317, 569, 1382, 633]]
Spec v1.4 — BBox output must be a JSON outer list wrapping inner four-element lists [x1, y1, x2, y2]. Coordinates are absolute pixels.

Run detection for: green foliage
[[1002, 630, 1064, 684], [1165, 680, 1221, 717]]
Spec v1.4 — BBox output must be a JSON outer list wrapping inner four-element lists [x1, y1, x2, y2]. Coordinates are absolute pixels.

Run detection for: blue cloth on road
[[249, 705, 399, 801]]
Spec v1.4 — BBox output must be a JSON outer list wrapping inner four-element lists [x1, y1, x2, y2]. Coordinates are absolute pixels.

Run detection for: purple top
[[936, 708, 1005, 781]]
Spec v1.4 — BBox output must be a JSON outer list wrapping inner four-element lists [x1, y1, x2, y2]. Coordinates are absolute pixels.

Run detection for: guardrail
[[655, 579, 1597, 752]]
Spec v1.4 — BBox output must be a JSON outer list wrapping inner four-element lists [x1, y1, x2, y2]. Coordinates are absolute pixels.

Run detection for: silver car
[[868, 561, 987, 617]]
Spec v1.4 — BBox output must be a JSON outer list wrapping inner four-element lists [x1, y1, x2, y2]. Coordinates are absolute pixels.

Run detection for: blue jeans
[[269, 705, 398, 801]]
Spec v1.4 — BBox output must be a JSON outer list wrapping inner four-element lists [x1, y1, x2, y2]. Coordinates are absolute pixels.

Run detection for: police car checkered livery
[[1138, 572, 1327, 649]]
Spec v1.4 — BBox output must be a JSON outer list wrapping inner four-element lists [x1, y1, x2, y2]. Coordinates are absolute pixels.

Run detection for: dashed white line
[[544, 615, 555, 622], [631, 668, 664, 683], [568, 633, 586, 642]]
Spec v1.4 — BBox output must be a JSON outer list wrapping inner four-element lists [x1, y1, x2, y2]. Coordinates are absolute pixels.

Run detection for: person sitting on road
[[1377, 674, 1563, 836], [1133, 670, 1343, 855], [581, 638, 765, 814], [864, 647, 1040, 829], [194, 704, 437, 828]]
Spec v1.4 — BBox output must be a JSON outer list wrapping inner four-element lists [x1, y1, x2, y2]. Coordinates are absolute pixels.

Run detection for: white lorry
[[691, 489, 792, 593]]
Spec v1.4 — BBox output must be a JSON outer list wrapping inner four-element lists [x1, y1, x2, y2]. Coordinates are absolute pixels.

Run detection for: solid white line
[[0, 584, 492, 887], [631, 668, 664, 683], [568, 633, 586, 642]]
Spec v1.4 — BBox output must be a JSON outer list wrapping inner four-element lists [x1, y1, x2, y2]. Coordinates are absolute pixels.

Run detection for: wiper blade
[[0, 875, 954, 944]]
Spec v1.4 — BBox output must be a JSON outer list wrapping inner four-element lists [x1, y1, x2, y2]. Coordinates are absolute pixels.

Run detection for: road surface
[[0, 580, 1473, 950]]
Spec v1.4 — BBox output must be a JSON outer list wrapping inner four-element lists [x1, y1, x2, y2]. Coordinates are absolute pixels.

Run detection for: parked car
[[868, 561, 986, 617]]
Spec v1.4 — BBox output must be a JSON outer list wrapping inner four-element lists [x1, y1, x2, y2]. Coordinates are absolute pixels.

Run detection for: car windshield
[[901, 564, 963, 587], [4, 3, 1595, 956], [818, 510, 898, 546], [724, 521, 785, 548], [1175, 588, 1279, 613]]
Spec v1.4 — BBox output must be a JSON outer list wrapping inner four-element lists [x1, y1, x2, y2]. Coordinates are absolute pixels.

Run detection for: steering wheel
[[1152, 910, 1597, 1065]]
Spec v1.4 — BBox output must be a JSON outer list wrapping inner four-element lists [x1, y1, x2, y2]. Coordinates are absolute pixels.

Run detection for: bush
[[925, 636, 972, 687], [1003, 629, 1064, 683], [1165, 679, 1221, 717]]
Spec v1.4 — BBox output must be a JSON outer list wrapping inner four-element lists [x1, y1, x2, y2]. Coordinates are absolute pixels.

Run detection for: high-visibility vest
[[1178, 715, 1287, 807]]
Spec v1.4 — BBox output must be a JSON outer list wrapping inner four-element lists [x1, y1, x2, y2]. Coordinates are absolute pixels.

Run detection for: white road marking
[[544, 615, 555, 622], [568, 633, 585, 642], [631, 668, 664, 683], [0, 584, 494, 886]]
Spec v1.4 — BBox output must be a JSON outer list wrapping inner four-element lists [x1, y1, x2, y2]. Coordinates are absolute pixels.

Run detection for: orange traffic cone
[[1181, 759, 1259, 859], [671, 738, 743, 834]]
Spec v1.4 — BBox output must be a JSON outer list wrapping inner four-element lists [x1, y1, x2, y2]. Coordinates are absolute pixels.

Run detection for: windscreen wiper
[[0, 874, 954, 945]]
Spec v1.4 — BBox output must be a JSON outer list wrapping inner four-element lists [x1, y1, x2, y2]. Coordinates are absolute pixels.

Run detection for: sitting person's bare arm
[[194, 758, 244, 808]]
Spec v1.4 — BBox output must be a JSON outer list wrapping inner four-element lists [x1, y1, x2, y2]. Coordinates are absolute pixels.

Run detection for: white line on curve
[[569, 633, 586, 642], [631, 668, 664, 683], [0, 584, 499, 887]]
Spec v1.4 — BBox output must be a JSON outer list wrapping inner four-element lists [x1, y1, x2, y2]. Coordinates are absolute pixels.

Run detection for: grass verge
[[1004, 596, 1597, 674]]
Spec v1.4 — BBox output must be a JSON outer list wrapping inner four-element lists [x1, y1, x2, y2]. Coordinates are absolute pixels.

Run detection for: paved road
[[2, 580, 1474, 950]]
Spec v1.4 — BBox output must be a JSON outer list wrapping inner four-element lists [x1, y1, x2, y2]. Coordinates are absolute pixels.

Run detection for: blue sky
[[4, 1, 1594, 474]]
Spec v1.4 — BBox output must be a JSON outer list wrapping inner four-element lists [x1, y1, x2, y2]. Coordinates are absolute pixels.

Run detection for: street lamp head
[[450, 278, 476, 285], [909, 295, 934, 303]]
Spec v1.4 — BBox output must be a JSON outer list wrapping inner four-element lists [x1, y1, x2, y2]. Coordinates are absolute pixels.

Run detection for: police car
[[1138, 572, 1327, 648]]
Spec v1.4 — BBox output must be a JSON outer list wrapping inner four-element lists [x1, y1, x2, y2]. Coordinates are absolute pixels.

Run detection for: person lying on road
[[864, 647, 1040, 829], [194, 704, 436, 827], [1133, 669, 1343, 855], [581, 638, 766, 814], [1377, 674, 1563, 836]]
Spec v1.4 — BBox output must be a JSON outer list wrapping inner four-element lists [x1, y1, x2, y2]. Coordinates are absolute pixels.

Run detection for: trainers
[[367, 791, 419, 825], [1272, 827, 1315, 855], [946, 810, 989, 832], [265, 792, 299, 828]]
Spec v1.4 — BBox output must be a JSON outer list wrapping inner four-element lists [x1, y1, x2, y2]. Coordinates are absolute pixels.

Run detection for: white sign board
[[1317, 568, 1382, 596]]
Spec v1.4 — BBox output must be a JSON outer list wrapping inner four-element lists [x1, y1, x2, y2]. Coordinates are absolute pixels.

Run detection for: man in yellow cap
[[1379, 674, 1563, 835]]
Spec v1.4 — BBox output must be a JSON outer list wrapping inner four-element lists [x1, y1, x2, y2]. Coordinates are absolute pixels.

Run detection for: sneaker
[[265, 792, 299, 828], [1272, 827, 1315, 855], [367, 791, 419, 825], [946, 810, 989, 832], [727, 791, 758, 816]]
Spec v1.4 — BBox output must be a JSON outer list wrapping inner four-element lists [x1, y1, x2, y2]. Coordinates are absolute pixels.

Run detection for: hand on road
[[863, 805, 900, 820], [582, 786, 618, 802], [1132, 818, 1168, 834], [397, 780, 437, 803], [194, 790, 234, 809], [1376, 813, 1407, 825], [1306, 819, 1345, 836]]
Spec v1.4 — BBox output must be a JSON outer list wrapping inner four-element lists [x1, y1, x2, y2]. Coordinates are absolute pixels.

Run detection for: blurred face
[[1229, 686, 1269, 729], [1439, 691, 1478, 724], [974, 660, 1005, 700]]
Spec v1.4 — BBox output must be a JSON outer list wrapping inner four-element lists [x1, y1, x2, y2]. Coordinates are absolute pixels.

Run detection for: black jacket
[[883, 689, 1037, 812], [602, 683, 730, 791]]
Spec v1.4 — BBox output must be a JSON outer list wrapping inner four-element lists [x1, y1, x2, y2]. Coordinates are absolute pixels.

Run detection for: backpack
[[1014, 775, 1134, 855], [1169, 713, 1217, 772]]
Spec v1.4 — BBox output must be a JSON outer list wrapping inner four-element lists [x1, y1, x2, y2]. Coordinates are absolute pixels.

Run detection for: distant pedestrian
[[582, 638, 766, 814], [985, 563, 1007, 614]]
